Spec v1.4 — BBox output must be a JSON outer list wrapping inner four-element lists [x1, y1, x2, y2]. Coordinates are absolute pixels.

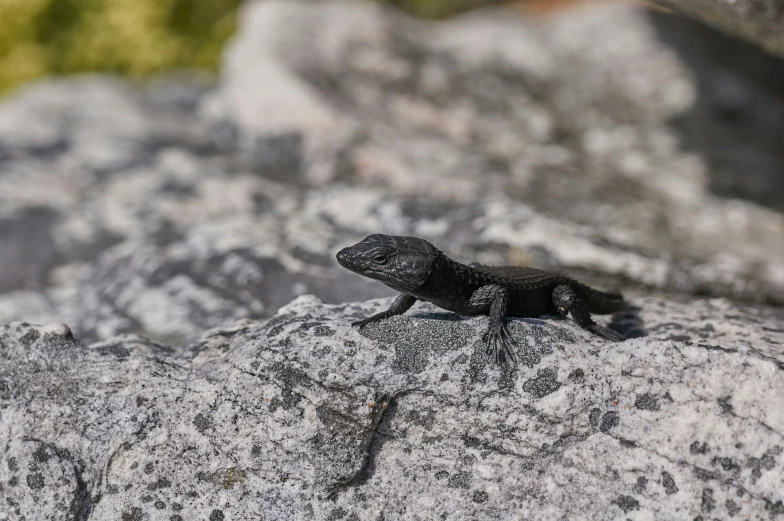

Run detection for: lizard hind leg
[[552, 284, 625, 341]]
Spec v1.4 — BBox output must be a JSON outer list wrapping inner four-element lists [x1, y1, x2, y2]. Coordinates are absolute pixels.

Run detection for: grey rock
[[651, 0, 784, 58], [18, 184, 780, 345], [1, 295, 783, 519], [1, 0, 784, 343], [0, 207, 58, 293], [211, 0, 784, 299], [3, 2, 784, 519]]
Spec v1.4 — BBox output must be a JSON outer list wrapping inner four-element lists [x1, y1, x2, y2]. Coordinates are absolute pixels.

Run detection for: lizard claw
[[352, 311, 392, 329], [352, 317, 377, 328], [482, 322, 518, 365], [587, 324, 625, 342]]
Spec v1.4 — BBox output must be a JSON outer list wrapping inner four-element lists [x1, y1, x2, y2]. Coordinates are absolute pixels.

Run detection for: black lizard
[[336, 234, 625, 365]]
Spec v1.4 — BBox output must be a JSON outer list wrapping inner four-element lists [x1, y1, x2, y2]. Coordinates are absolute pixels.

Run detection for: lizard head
[[336, 234, 436, 291]]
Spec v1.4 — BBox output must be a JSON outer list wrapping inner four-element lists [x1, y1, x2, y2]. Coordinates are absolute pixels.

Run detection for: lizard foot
[[352, 317, 376, 328], [351, 312, 389, 329], [482, 322, 519, 365], [587, 324, 625, 342]]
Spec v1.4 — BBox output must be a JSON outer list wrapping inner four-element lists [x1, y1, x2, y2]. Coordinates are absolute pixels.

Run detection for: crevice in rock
[[685, 392, 784, 440], [607, 434, 780, 508], [328, 390, 415, 494], [743, 345, 784, 372], [22, 437, 94, 521], [69, 463, 94, 521]]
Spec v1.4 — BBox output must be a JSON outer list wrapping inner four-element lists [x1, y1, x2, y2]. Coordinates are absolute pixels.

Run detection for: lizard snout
[[336, 247, 354, 268]]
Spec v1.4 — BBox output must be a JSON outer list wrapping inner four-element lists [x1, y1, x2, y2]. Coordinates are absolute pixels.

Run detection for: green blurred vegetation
[[0, 0, 241, 94], [387, 0, 510, 19], [0, 0, 514, 94]]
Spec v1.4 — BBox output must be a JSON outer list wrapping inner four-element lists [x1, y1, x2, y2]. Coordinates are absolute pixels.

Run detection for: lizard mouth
[[336, 247, 401, 285], [336, 247, 374, 274]]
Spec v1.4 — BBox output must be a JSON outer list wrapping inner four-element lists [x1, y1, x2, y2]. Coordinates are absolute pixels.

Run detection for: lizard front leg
[[552, 284, 624, 341], [352, 293, 417, 328], [469, 285, 518, 365]]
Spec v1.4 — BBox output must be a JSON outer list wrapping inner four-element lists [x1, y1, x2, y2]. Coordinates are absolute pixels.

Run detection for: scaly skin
[[336, 234, 625, 365]]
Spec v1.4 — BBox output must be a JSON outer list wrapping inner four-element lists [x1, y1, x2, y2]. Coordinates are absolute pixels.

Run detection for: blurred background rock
[[0, 0, 783, 345]]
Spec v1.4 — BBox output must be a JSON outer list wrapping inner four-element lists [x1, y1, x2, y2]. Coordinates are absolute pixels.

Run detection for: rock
[[1, 1, 784, 343], [3, 1, 784, 519], [211, 0, 784, 298], [651, 0, 784, 58], [2, 295, 783, 519], [11, 183, 777, 345]]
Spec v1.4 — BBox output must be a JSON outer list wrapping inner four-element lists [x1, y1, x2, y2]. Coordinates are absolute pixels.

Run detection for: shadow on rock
[[609, 304, 646, 339], [650, 9, 784, 214]]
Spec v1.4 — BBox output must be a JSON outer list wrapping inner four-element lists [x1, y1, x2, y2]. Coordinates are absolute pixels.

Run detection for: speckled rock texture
[[2, 295, 784, 520], [652, 0, 784, 58], [1, 1, 784, 346], [2, 4, 784, 517]]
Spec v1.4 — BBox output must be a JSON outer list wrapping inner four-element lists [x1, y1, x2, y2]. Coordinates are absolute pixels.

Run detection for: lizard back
[[456, 261, 623, 316]]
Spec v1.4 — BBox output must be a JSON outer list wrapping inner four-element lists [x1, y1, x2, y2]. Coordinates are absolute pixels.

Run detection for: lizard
[[336, 234, 625, 365]]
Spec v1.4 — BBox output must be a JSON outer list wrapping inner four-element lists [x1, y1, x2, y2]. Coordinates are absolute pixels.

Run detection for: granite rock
[[210, 0, 784, 297], [2, 2, 784, 519], [2, 2, 784, 346], [2, 296, 784, 519]]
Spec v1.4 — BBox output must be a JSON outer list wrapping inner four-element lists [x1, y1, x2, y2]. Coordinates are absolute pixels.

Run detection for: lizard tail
[[579, 285, 625, 315]]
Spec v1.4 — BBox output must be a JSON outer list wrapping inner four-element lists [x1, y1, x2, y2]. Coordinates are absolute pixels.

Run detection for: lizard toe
[[499, 336, 518, 365], [482, 326, 518, 365], [502, 324, 518, 346], [351, 317, 374, 328], [587, 324, 625, 342]]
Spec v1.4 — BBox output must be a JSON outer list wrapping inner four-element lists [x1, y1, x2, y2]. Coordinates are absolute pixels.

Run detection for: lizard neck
[[436, 251, 510, 288], [399, 250, 491, 313], [427, 251, 489, 292]]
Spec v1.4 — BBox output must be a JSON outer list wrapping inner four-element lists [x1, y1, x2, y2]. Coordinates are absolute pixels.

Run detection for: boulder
[[1, 2, 784, 347], [2, 296, 783, 519], [2, 3, 784, 517]]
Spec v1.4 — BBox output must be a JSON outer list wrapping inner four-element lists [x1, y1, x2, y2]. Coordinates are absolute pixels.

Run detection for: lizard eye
[[372, 254, 387, 265]]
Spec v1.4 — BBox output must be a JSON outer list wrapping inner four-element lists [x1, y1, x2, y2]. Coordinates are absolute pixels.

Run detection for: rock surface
[[1, 2, 784, 345], [2, 3, 784, 518], [2, 295, 784, 520]]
